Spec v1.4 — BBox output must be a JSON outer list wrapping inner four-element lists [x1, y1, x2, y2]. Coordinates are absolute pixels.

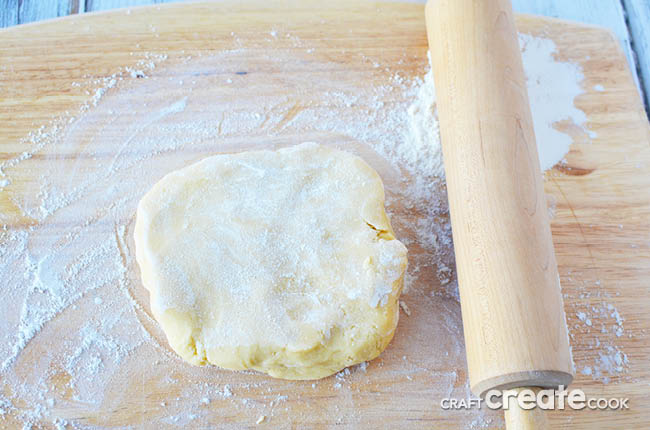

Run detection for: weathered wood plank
[[511, 0, 640, 91], [16, 0, 84, 25], [0, 0, 18, 28], [623, 0, 650, 110], [86, 0, 159, 12]]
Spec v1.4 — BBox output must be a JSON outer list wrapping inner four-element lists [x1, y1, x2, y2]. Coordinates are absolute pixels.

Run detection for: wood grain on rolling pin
[[426, 0, 573, 397]]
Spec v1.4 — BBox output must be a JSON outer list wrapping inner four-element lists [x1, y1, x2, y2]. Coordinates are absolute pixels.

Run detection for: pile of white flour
[[0, 31, 623, 429]]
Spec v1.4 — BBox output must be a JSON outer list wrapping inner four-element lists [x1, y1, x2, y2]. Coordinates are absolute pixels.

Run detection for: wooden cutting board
[[1, 1, 649, 429]]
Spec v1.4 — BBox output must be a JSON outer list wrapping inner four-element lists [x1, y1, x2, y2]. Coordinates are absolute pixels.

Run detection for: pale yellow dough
[[134, 143, 408, 379]]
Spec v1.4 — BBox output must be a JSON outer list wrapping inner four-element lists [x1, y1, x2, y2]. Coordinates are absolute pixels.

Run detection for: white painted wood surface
[[86, 0, 159, 11], [19, 0, 84, 20], [0, 0, 18, 27], [623, 0, 650, 111]]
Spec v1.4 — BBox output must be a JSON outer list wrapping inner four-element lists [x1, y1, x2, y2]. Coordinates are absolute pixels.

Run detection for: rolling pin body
[[424, 0, 574, 398]]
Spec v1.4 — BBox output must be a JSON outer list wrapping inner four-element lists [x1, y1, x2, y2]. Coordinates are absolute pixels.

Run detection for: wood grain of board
[[0, 1, 649, 429], [2, 0, 646, 108]]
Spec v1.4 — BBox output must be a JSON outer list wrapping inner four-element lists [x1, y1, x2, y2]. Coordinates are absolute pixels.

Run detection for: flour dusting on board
[[0, 31, 613, 429], [519, 34, 590, 170]]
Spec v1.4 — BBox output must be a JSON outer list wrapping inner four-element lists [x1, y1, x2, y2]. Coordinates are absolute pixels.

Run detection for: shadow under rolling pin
[[424, 0, 575, 428]]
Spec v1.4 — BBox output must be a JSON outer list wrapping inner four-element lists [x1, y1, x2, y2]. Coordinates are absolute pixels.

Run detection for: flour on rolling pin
[[0, 31, 622, 429]]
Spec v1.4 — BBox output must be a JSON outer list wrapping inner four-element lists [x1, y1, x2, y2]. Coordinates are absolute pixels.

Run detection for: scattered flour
[[0, 31, 604, 429], [222, 384, 233, 398], [569, 296, 629, 383], [401, 53, 444, 178], [519, 33, 591, 169]]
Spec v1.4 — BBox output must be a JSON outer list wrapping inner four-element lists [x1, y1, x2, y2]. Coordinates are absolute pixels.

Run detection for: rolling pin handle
[[503, 387, 549, 430]]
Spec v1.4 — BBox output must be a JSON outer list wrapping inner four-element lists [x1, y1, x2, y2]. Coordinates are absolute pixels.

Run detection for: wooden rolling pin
[[424, 0, 575, 428]]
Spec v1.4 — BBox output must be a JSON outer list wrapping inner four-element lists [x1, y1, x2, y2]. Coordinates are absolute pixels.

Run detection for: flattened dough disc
[[134, 143, 408, 379]]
